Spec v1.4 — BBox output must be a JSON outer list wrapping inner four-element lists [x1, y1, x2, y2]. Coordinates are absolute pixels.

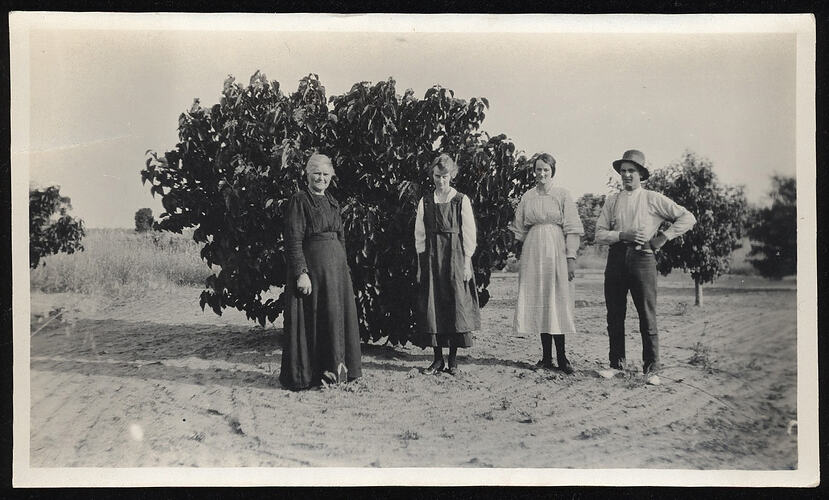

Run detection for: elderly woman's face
[[306, 164, 333, 194], [534, 159, 554, 185]]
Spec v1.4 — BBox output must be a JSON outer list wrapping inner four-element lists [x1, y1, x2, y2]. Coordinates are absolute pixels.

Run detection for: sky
[[16, 15, 802, 228]]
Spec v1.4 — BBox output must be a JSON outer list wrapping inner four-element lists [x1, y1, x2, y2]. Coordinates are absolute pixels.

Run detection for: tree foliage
[[29, 186, 85, 268], [575, 193, 606, 249], [134, 208, 155, 232], [747, 175, 796, 279], [646, 151, 749, 288], [142, 72, 534, 344]]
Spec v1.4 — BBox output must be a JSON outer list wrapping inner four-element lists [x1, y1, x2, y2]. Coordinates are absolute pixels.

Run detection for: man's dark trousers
[[604, 242, 659, 373]]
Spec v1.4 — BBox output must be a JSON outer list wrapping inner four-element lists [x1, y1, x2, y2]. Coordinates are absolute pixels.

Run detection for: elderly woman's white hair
[[305, 153, 335, 174]]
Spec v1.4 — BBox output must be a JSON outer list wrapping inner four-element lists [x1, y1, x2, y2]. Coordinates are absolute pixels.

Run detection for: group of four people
[[279, 150, 696, 390]]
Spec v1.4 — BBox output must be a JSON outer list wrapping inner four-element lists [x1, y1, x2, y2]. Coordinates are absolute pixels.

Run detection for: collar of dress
[[433, 187, 457, 203]]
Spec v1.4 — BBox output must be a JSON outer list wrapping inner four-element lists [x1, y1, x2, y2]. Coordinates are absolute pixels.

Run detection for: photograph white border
[[9, 12, 818, 487]]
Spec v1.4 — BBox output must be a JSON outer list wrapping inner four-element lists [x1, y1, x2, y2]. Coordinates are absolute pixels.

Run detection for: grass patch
[[672, 301, 689, 316], [398, 430, 420, 441], [30, 228, 212, 297], [689, 342, 716, 373]]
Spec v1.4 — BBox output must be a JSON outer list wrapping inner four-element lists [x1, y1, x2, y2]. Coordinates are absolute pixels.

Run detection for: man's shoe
[[610, 359, 626, 371]]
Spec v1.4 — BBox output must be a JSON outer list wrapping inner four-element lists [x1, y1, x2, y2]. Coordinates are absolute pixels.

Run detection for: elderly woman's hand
[[297, 272, 312, 295], [464, 258, 473, 282]]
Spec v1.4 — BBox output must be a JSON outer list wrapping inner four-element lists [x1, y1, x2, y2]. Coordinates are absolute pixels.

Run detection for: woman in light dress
[[510, 153, 583, 374]]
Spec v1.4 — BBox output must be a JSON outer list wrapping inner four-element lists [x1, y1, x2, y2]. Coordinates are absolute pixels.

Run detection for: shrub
[[30, 185, 85, 268], [134, 208, 154, 232], [575, 193, 605, 250], [142, 72, 535, 343], [747, 175, 796, 279]]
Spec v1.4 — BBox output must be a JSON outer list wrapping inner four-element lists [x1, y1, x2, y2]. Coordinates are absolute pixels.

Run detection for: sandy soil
[[28, 272, 798, 469]]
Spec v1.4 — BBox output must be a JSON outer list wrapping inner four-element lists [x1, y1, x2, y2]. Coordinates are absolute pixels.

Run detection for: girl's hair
[[305, 153, 334, 173], [430, 153, 459, 177], [534, 153, 556, 178]]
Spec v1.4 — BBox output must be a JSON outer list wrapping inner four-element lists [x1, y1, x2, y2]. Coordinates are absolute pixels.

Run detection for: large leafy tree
[[142, 72, 534, 344], [29, 186, 85, 268], [747, 175, 796, 279], [646, 151, 749, 306]]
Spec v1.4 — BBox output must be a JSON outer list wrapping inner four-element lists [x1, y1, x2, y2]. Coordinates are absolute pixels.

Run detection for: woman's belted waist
[[306, 231, 339, 241], [426, 228, 459, 234], [528, 222, 563, 230]]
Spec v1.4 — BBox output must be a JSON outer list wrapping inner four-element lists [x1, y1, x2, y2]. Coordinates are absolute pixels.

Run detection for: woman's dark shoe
[[423, 360, 445, 375], [445, 362, 459, 376], [536, 359, 554, 370], [557, 358, 575, 375]]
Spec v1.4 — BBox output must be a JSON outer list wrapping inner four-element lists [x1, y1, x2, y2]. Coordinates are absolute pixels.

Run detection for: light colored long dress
[[510, 186, 584, 335]]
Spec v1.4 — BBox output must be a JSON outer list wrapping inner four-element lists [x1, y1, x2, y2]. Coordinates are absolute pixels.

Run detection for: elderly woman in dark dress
[[279, 153, 362, 390]]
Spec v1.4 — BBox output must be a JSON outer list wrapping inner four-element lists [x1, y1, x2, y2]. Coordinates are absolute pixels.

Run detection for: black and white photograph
[[9, 12, 818, 487]]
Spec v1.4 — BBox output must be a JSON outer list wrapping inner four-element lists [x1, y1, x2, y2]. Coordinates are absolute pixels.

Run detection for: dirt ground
[[28, 271, 798, 469]]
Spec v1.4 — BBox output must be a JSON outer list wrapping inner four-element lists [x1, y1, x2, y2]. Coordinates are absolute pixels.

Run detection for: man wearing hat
[[595, 149, 696, 384]]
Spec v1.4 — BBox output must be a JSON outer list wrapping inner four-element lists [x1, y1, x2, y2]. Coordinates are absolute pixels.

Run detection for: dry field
[[29, 266, 797, 469]]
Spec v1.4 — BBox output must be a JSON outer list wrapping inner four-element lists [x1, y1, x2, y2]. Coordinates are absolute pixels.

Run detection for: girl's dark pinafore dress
[[417, 190, 481, 347]]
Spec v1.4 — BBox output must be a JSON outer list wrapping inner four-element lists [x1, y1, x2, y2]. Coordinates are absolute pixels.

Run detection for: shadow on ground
[[31, 318, 552, 390]]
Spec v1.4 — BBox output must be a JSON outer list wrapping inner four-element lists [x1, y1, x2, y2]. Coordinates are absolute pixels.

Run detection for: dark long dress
[[279, 189, 362, 390], [417, 190, 480, 347]]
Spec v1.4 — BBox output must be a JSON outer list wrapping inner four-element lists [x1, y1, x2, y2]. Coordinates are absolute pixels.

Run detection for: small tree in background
[[30, 185, 85, 268], [748, 175, 796, 279], [134, 208, 154, 232], [576, 193, 606, 251], [647, 151, 749, 306]]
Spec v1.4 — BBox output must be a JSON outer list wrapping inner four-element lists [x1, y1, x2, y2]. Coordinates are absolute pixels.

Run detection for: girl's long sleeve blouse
[[414, 188, 477, 258]]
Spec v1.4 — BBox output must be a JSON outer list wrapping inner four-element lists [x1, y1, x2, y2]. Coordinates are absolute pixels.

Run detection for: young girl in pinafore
[[414, 154, 480, 375]]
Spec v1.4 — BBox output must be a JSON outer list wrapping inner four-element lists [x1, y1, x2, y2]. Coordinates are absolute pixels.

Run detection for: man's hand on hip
[[620, 229, 649, 246], [649, 232, 668, 251]]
